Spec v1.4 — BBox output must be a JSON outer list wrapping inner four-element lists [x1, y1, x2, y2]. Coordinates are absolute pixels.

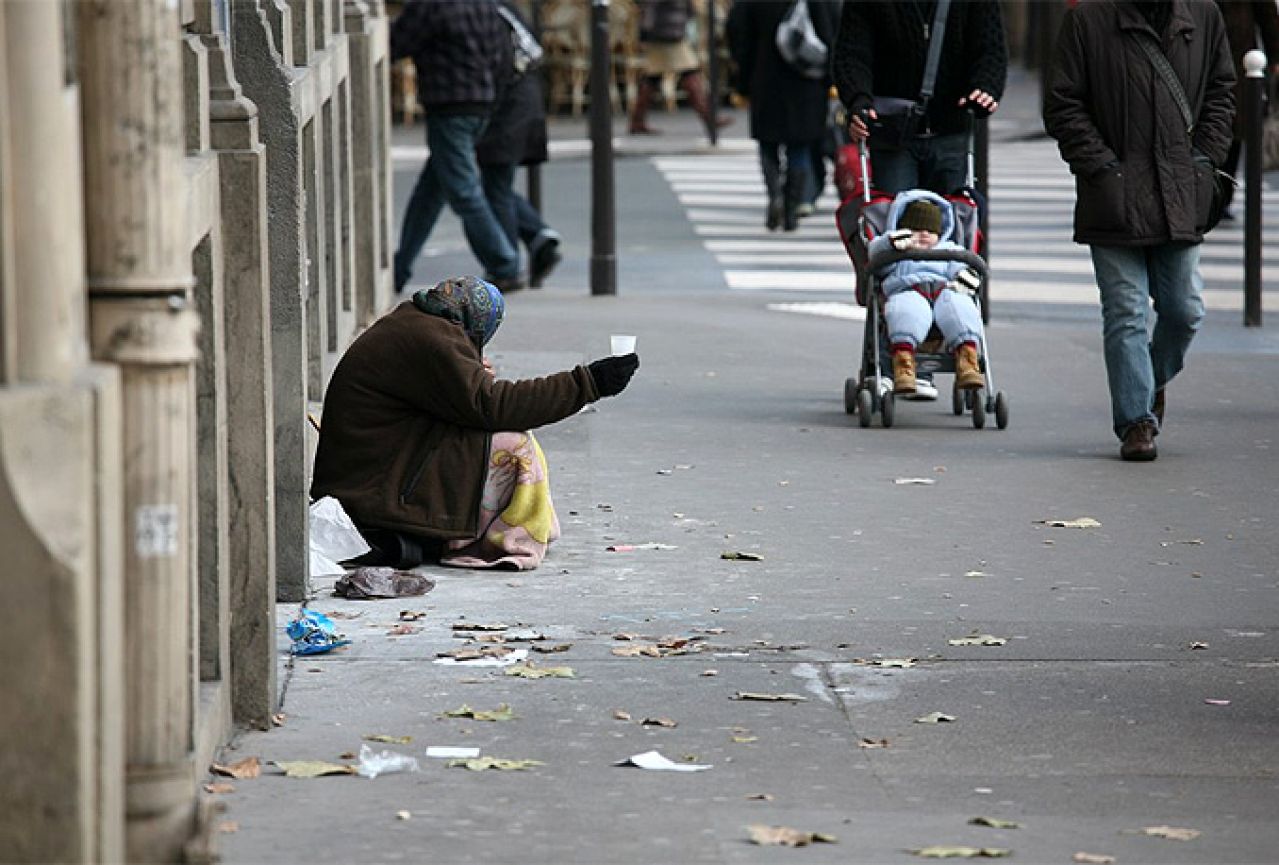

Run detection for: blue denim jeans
[[394, 114, 519, 291], [1090, 243, 1205, 439], [480, 163, 551, 252], [870, 132, 969, 196]]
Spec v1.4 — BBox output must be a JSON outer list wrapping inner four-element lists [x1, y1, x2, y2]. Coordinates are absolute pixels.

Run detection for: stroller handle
[[866, 246, 987, 277]]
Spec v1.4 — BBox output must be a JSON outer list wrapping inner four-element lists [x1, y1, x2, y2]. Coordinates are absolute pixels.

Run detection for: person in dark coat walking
[[832, 0, 1006, 196], [1212, 0, 1279, 217], [727, 0, 840, 231], [477, 2, 562, 287], [391, 0, 523, 294], [1043, 0, 1235, 461]]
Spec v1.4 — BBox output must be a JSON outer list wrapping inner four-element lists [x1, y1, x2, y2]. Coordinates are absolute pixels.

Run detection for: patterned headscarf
[[412, 277, 505, 348]]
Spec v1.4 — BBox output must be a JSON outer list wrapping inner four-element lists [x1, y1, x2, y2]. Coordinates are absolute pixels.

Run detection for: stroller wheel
[[951, 383, 964, 416], [856, 388, 873, 428], [881, 391, 896, 428], [844, 378, 858, 415], [995, 391, 1010, 430], [971, 388, 987, 429]]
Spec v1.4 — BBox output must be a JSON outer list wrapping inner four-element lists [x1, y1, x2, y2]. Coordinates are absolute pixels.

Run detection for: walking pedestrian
[[478, 1, 563, 287], [727, 0, 839, 231], [832, 0, 1007, 196], [629, 0, 732, 138], [1212, 0, 1279, 219], [1043, 0, 1235, 461], [391, 0, 523, 295]]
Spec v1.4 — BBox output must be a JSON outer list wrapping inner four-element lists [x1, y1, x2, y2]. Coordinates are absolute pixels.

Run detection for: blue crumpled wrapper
[[286, 609, 352, 655]]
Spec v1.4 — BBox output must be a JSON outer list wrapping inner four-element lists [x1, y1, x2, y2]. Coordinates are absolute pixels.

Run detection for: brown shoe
[[1120, 420, 1158, 462], [892, 349, 917, 393], [1153, 388, 1165, 425], [954, 343, 984, 390]]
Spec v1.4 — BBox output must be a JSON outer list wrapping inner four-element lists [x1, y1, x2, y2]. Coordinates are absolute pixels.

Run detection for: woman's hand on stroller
[[848, 108, 874, 143], [958, 89, 998, 117]]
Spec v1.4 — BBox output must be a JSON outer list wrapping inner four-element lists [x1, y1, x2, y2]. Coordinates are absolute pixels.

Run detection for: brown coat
[[1044, 0, 1236, 246], [311, 303, 599, 539]]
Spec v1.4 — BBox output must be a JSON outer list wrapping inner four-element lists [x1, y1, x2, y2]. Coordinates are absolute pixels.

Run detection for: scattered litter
[[964, 571, 990, 578], [611, 638, 700, 658], [532, 642, 572, 654], [731, 729, 758, 743], [721, 551, 764, 561], [386, 624, 420, 637], [747, 825, 837, 847], [858, 738, 890, 749], [616, 750, 711, 772], [504, 660, 574, 678], [746, 793, 775, 801], [915, 712, 956, 724], [894, 477, 937, 485], [325, 611, 363, 620], [286, 609, 351, 655], [363, 734, 413, 745], [969, 817, 1020, 829], [1072, 854, 1115, 864], [733, 691, 807, 703], [398, 610, 426, 622], [448, 756, 543, 772], [211, 756, 261, 780], [613, 709, 632, 721], [641, 717, 678, 728], [606, 543, 678, 552], [396, 811, 412, 821], [854, 657, 917, 668], [701, 669, 719, 677], [437, 645, 516, 662], [504, 628, 547, 642], [434, 648, 528, 668], [1036, 517, 1101, 529], [1188, 641, 1209, 650], [1140, 825, 1201, 841], [218, 822, 239, 834], [425, 746, 481, 759], [1203, 698, 1231, 706], [308, 496, 371, 577], [273, 760, 357, 778], [451, 621, 509, 632], [356, 744, 420, 779], [441, 704, 516, 722], [270, 713, 286, 727], [909, 846, 1010, 858], [947, 634, 1008, 647], [1160, 538, 1204, 546], [334, 567, 434, 599], [203, 782, 235, 794]]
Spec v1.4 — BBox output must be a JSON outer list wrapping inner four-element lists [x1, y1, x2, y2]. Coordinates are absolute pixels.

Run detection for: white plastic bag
[[308, 496, 371, 576], [357, 744, 420, 779]]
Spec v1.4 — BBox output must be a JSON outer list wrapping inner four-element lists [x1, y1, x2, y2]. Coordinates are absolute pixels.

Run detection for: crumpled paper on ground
[[309, 496, 371, 576]]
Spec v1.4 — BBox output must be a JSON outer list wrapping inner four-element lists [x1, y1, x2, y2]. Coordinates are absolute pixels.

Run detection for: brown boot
[[954, 342, 983, 390], [892, 349, 917, 394], [1120, 420, 1158, 461], [681, 72, 733, 136], [629, 78, 661, 135]]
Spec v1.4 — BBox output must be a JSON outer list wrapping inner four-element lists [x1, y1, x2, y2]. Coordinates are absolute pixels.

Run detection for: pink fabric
[[440, 431, 560, 571]]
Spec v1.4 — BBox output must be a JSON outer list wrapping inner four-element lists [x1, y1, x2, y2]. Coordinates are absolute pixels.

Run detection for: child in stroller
[[867, 191, 984, 395]]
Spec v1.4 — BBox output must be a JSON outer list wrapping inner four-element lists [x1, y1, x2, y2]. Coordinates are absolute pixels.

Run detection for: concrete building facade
[[0, 0, 392, 860]]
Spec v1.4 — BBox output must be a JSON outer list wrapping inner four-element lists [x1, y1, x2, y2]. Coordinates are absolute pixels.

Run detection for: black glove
[[587, 353, 639, 398]]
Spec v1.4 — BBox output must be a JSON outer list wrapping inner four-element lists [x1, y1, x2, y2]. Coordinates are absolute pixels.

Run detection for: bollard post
[[1243, 49, 1265, 327], [707, 0, 719, 146], [589, 0, 617, 295]]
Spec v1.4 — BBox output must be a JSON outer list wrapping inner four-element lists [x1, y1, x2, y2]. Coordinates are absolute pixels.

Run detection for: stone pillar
[[204, 29, 280, 726], [77, 2, 201, 861]]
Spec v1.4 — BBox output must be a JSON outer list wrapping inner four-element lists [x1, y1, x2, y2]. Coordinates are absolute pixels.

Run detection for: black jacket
[[728, 0, 841, 144], [1043, 0, 1235, 246], [391, 0, 510, 113], [477, 3, 549, 167], [833, 0, 1007, 137]]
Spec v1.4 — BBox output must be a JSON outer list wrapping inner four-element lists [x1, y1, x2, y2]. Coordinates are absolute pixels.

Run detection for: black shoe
[[766, 198, 783, 231], [1153, 388, 1165, 426], [1120, 421, 1158, 462], [529, 234, 562, 287]]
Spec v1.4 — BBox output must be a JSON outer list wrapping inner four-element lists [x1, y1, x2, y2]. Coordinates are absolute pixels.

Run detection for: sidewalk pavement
[[223, 68, 1279, 865]]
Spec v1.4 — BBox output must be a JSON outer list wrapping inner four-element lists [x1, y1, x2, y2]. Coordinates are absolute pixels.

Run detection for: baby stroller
[[835, 136, 1008, 430]]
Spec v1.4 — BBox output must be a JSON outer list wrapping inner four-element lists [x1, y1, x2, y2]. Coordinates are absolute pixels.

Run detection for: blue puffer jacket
[[868, 189, 966, 297]]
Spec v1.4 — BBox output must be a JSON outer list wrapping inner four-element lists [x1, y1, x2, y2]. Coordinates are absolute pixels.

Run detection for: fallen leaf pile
[[442, 704, 516, 722], [210, 756, 260, 779], [505, 661, 575, 679], [909, 846, 1011, 859], [272, 760, 357, 778], [449, 756, 544, 771]]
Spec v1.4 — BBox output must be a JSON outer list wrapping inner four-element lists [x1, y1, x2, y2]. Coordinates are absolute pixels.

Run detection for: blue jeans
[[870, 132, 968, 196], [1090, 243, 1205, 439], [759, 141, 814, 205], [394, 114, 519, 291]]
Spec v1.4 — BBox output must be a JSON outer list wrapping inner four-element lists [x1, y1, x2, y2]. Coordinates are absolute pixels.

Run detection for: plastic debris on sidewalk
[[334, 567, 435, 599], [615, 750, 711, 772], [286, 609, 352, 655], [356, 744, 420, 779], [425, 746, 481, 759], [309, 496, 371, 576]]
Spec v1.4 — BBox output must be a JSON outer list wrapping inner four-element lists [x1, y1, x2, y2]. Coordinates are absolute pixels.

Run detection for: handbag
[[1134, 34, 1234, 232], [496, 5, 543, 78], [775, 0, 828, 80], [869, 0, 951, 149]]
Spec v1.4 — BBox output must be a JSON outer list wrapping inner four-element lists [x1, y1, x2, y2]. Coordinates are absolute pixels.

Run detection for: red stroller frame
[[834, 141, 1009, 430]]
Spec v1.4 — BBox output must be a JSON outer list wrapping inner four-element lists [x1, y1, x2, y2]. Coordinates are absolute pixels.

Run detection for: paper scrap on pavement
[[894, 477, 937, 485], [1036, 517, 1102, 529], [425, 746, 481, 759], [433, 648, 528, 668], [615, 750, 711, 772]]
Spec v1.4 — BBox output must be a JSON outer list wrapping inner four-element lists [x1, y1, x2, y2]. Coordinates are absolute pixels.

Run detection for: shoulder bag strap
[[918, 0, 953, 105], [1134, 34, 1195, 135]]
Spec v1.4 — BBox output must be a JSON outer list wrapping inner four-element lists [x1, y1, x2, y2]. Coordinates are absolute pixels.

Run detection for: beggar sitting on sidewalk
[[311, 276, 640, 571]]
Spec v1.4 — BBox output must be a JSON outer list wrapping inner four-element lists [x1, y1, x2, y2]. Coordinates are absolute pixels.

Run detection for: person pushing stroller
[[867, 190, 984, 395]]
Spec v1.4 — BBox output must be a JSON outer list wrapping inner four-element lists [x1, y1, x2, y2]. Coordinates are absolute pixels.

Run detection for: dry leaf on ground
[[948, 634, 1008, 647], [437, 645, 514, 661], [858, 657, 917, 668], [747, 824, 837, 847], [1072, 854, 1115, 864], [398, 610, 426, 621], [210, 756, 260, 780], [909, 846, 1011, 858], [613, 709, 632, 721], [272, 760, 357, 778], [363, 734, 413, 744], [450, 621, 508, 632], [733, 691, 807, 702], [442, 704, 516, 722], [504, 661, 574, 679], [203, 782, 235, 795], [1141, 825, 1201, 841], [721, 551, 764, 561], [641, 717, 678, 728], [532, 643, 572, 654], [859, 738, 890, 749], [386, 624, 420, 636], [448, 756, 543, 771], [969, 817, 1020, 829], [915, 712, 957, 724]]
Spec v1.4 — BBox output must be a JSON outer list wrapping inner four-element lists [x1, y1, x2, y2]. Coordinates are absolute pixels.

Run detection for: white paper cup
[[610, 334, 637, 356]]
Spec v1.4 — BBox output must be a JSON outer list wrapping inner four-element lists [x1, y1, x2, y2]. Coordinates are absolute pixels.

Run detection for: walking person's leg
[[1090, 245, 1160, 453], [782, 141, 814, 232], [429, 114, 521, 285], [514, 194, 562, 286], [481, 161, 519, 248], [758, 141, 783, 231], [1146, 242, 1205, 426], [394, 124, 449, 292]]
